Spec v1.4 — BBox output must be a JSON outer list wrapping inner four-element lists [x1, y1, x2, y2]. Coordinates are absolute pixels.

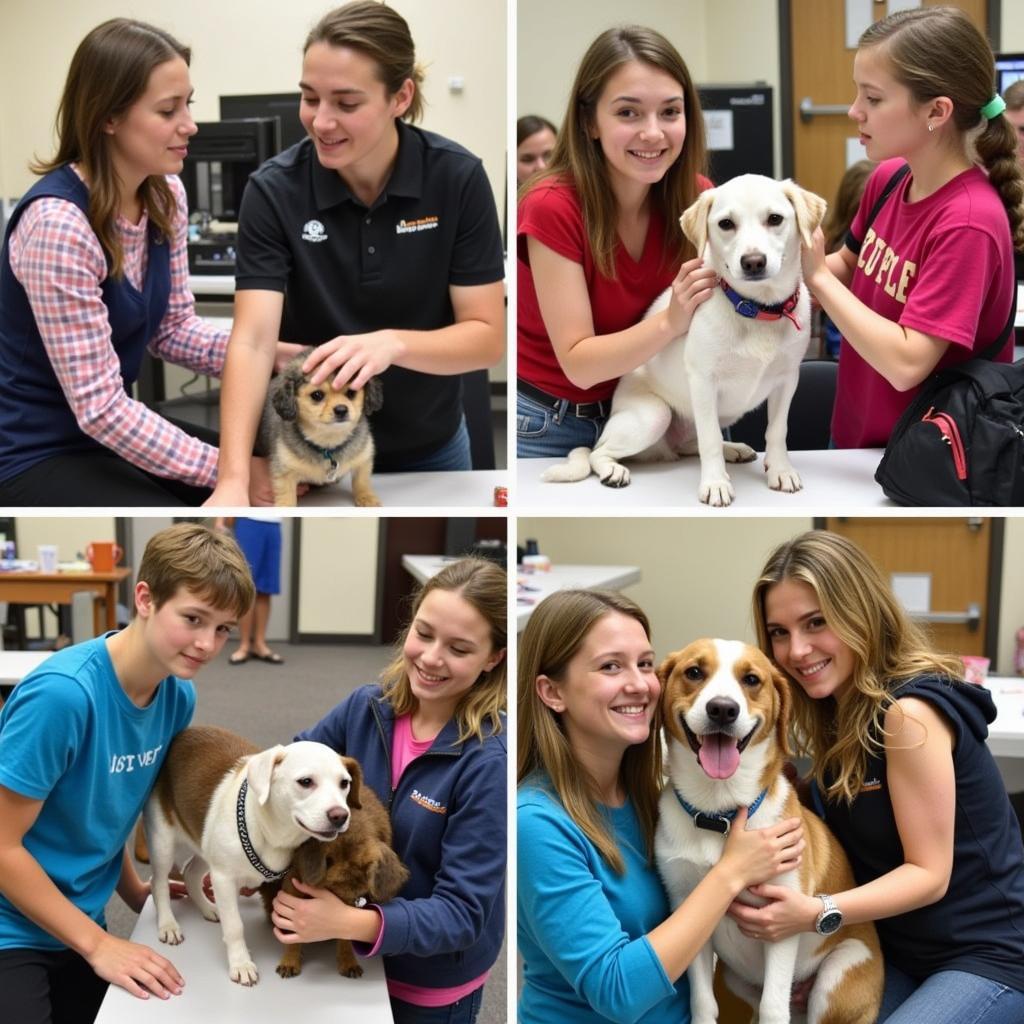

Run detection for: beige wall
[[518, 517, 1024, 676], [0, 0, 506, 203], [13, 516, 117, 564], [1004, 7, 1024, 49]]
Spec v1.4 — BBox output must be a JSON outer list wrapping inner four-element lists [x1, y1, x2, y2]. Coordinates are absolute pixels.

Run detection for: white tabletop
[[517, 564, 642, 630], [95, 896, 393, 1023], [516, 449, 891, 510], [299, 470, 506, 508], [402, 555, 451, 584], [0, 650, 51, 684], [986, 675, 1024, 758]]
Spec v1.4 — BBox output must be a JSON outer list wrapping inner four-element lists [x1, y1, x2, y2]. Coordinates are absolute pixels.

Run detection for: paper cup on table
[[37, 544, 58, 573], [961, 655, 990, 685]]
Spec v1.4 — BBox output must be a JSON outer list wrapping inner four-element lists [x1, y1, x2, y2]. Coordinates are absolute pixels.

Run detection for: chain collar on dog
[[673, 786, 769, 835], [236, 779, 288, 881], [720, 280, 802, 331]]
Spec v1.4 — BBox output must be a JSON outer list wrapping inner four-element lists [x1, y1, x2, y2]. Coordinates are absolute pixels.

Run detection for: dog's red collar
[[720, 280, 802, 331]]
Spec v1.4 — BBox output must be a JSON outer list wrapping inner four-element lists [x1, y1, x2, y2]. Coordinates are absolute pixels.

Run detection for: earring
[[928, 123, 935, 133]]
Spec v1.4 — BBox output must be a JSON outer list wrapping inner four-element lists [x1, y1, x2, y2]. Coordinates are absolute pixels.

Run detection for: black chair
[[727, 359, 838, 452]]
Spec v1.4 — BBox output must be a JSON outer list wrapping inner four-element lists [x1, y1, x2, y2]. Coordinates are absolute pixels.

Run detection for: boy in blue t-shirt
[[0, 523, 255, 1024]]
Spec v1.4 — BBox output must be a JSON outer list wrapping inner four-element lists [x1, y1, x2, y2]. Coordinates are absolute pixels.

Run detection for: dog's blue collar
[[301, 437, 342, 472], [236, 779, 289, 881], [673, 786, 769, 835], [720, 280, 802, 331]]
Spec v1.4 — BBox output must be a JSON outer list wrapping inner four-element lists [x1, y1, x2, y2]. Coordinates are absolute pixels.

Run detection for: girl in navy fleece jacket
[[271, 557, 506, 1024]]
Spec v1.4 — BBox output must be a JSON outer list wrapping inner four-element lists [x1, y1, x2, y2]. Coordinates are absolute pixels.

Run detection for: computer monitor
[[219, 93, 305, 154], [994, 53, 1024, 95]]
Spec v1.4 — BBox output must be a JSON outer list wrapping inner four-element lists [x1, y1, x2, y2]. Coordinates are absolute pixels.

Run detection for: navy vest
[[0, 165, 171, 481]]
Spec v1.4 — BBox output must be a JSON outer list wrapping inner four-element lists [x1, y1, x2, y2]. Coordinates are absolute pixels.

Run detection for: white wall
[[14, 516, 117, 564], [0, 0, 506, 204]]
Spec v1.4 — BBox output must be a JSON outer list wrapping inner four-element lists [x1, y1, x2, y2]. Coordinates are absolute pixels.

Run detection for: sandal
[[229, 651, 250, 665], [252, 650, 284, 664]]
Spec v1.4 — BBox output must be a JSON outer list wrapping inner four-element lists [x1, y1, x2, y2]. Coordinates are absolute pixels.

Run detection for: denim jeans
[[389, 986, 483, 1024], [516, 390, 607, 459], [879, 964, 1024, 1024], [389, 415, 472, 472]]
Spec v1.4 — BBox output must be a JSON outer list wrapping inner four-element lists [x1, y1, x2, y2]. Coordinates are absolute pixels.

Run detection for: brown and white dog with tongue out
[[654, 639, 883, 1024]]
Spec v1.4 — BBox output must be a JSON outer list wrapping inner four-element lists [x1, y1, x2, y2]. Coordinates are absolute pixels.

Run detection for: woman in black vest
[[736, 530, 1024, 1024]]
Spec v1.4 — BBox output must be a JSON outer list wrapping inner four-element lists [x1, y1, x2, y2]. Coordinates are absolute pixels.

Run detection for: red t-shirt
[[834, 158, 1014, 448], [517, 177, 711, 404]]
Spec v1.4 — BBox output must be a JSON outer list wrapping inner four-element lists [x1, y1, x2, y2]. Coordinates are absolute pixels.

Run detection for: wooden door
[[823, 517, 994, 658], [790, 0, 987, 204]]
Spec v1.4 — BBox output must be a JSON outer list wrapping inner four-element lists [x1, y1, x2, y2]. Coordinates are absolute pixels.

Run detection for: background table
[[0, 649, 51, 701], [986, 675, 1024, 758], [0, 568, 130, 635], [95, 896, 393, 1023], [517, 564, 642, 631], [516, 449, 891, 509], [300, 470, 506, 508]]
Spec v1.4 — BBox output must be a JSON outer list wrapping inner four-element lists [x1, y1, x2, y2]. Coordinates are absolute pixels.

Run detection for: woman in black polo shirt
[[208, 0, 504, 505]]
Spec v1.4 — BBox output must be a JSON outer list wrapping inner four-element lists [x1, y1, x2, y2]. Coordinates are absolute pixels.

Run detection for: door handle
[[911, 602, 981, 632], [799, 97, 851, 122]]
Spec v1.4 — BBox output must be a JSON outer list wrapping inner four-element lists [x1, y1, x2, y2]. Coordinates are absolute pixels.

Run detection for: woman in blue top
[[270, 557, 506, 1024], [517, 589, 804, 1024]]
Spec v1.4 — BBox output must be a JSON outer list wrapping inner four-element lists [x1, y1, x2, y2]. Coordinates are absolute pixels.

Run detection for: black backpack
[[859, 166, 1024, 505]]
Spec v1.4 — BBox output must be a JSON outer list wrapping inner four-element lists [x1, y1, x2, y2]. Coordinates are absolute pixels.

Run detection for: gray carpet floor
[[104, 641, 507, 1022]]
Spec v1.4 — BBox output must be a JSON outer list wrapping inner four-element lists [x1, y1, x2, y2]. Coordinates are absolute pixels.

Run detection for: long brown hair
[[860, 6, 1024, 249], [31, 18, 187, 280], [752, 531, 963, 805], [379, 557, 506, 743], [517, 589, 663, 874], [304, 1, 426, 123], [520, 25, 708, 279]]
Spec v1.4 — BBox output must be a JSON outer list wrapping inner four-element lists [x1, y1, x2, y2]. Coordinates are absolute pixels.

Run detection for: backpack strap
[[845, 163, 911, 255]]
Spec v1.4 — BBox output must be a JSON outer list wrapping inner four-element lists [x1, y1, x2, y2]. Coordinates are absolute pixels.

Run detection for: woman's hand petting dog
[[727, 882, 822, 942], [85, 932, 184, 1001], [799, 225, 829, 292], [303, 331, 406, 391], [665, 257, 719, 338], [717, 807, 805, 892], [272, 877, 368, 945]]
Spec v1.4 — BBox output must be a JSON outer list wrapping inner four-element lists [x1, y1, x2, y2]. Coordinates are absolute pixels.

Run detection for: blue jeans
[[389, 986, 483, 1024], [516, 390, 607, 458], [392, 416, 472, 472], [879, 964, 1024, 1024]]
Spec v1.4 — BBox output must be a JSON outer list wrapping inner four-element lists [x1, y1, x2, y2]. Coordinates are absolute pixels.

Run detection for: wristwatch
[[814, 893, 843, 935]]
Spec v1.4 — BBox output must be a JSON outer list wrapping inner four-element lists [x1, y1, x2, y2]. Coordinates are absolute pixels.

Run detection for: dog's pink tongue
[[698, 733, 741, 779]]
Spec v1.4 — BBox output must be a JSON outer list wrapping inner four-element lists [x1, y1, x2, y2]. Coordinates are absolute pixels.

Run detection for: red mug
[[86, 541, 124, 573]]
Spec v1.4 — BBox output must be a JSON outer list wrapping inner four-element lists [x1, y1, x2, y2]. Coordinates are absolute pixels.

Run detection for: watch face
[[818, 910, 843, 935]]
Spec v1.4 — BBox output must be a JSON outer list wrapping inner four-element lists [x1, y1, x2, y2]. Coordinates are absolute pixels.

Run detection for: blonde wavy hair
[[517, 589, 662, 874], [752, 531, 963, 805], [379, 557, 506, 743]]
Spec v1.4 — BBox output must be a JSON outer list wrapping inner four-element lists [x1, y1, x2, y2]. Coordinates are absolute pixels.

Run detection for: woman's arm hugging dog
[[258, 347, 384, 507]]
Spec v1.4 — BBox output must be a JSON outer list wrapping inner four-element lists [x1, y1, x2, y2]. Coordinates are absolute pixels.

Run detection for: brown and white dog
[[143, 725, 360, 986], [655, 639, 882, 1024]]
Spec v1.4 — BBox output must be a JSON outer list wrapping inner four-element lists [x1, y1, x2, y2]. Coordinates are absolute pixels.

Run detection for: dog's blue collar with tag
[[673, 786, 769, 835], [236, 779, 289, 881], [720, 280, 802, 331]]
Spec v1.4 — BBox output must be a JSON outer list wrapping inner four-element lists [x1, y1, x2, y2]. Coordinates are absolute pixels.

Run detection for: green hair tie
[[981, 94, 1006, 119]]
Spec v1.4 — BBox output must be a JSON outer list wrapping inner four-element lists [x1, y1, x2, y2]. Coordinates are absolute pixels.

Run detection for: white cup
[[37, 544, 58, 573]]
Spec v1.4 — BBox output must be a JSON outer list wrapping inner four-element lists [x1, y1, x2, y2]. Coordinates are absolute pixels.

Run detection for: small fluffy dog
[[144, 725, 360, 986], [543, 175, 826, 506], [261, 760, 409, 979], [655, 639, 883, 1024], [259, 347, 383, 507]]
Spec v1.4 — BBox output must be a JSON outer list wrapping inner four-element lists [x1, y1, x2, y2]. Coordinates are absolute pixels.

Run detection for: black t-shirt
[[236, 122, 504, 467], [823, 675, 1024, 992]]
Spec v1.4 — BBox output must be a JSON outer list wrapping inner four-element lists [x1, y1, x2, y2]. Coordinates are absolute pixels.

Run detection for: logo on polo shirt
[[301, 219, 328, 243], [409, 788, 447, 814], [396, 215, 439, 234]]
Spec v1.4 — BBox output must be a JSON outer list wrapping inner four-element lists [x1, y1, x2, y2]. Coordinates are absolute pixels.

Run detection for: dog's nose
[[327, 806, 349, 827], [740, 252, 767, 276], [705, 696, 740, 726], [332, 405, 350, 421]]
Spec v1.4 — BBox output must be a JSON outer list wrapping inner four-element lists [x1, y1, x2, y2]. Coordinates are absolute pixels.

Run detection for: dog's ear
[[368, 844, 410, 902], [246, 745, 287, 805], [271, 372, 299, 422], [656, 650, 683, 688], [341, 756, 363, 809], [781, 180, 828, 250], [771, 666, 794, 758], [679, 189, 715, 258], [362, 376, 384, 416], [293, 837, 329, 886]]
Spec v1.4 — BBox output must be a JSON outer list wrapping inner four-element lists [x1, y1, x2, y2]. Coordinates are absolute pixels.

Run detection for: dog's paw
[[340, 964, 364, 979], [766, 463, 803, 493], [276, 963, 301, 979], [723, 440, 757, 463], [598, 463, 631, 488], [199, 904, 220, 923], [157, 922, 184, 945], [230, 960, 260, 986], [355, 493, 382, 507], [699, 477, 735, 507]]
